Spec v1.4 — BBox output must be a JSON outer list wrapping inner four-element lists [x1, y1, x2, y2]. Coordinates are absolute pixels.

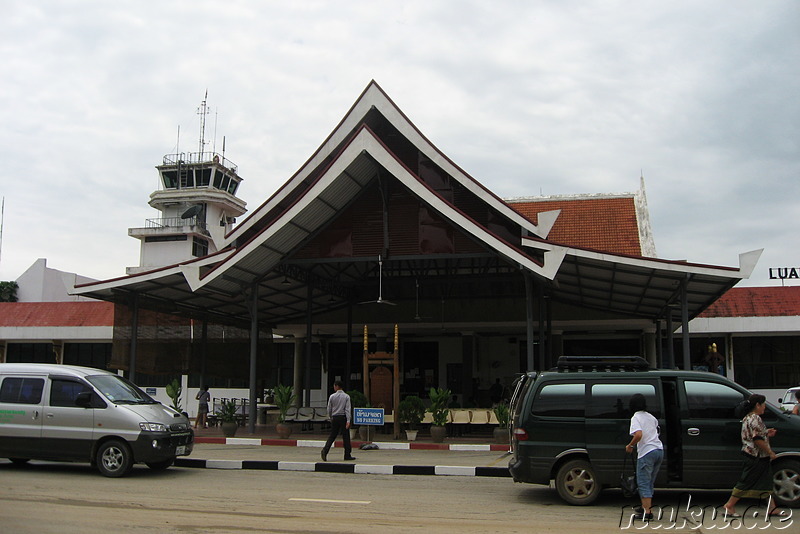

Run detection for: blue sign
[[353, 407, 384, 426]]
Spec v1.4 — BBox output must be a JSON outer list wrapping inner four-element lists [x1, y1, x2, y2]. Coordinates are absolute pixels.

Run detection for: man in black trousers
[[321, 380, 355, 461]]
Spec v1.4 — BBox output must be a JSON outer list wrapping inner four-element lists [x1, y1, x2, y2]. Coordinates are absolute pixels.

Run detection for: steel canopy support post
[[304, 281, 313, 407], [666, 314, 675, 369], [248, 283, 259, 434], [681, 276, 691, 371], [524, 272, 535, 372], [129, 292, 139, 383]]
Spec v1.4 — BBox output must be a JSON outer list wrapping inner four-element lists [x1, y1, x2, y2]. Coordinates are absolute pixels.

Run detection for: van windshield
[[86, 375, 158, 405]]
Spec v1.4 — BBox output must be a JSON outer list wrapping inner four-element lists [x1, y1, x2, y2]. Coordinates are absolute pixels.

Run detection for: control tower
[[127, 95, 247, 275]]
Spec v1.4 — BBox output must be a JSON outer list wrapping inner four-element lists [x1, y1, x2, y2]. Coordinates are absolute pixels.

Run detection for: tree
[[0, 281, 19, 302]]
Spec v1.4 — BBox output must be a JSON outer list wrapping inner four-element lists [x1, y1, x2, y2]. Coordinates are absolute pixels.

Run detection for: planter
[[276, 422, 293, 439], [220, 421, 238, 438], [405, 429, 418, 441], [493, 427, 509, 444], [430, 425, 447, 443]]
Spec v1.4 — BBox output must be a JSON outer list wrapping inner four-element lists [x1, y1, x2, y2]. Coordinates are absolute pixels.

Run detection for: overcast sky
[[1, 1, 798, 288]]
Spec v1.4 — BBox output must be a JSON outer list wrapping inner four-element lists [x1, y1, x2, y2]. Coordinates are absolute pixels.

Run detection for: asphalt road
[[0, 457, 791, 533]]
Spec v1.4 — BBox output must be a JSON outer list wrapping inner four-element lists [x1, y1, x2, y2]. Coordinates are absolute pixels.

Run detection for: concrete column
[[293, 338, 304, 408], [643, 332, 657, 368]]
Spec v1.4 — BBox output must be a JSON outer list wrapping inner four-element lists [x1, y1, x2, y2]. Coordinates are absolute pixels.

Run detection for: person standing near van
[[321, 381, 355, 462], [625, 393, 664, 521], [792, 390, 800, 416], [722, 394, 786, 519], [195, 385, 210, 429]]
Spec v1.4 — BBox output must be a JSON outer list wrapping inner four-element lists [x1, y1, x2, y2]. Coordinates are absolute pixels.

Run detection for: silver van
[[0, 363, 193, 477]]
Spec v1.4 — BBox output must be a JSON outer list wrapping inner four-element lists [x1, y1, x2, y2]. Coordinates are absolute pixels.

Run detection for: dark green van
[[508, 356, 800, 506]]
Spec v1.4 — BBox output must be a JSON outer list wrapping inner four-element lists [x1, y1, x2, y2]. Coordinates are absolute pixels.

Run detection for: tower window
[[192, 237, 209, 257]]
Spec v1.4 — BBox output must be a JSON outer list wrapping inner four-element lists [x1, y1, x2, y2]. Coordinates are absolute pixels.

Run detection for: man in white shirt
[[625, 393, 664, 521], [321, 381, 355, 462]]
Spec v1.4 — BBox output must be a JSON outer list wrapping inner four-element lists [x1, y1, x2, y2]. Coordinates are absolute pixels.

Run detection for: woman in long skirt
[[722, 394, 786, 519]]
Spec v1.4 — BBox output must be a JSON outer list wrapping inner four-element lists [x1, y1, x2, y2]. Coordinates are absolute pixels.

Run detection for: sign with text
[[353, 407, 384, 426]]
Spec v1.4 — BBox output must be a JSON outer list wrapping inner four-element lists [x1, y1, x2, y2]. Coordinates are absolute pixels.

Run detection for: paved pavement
[[180, 428, 513, 477]]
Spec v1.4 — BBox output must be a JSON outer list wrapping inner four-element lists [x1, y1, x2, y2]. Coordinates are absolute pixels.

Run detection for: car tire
[[9, 458, 30, 466], [555, 459, 601, 505], [773, 458, 800, 508], [96, 440, 133, 477], [146, 458, 174, 471]]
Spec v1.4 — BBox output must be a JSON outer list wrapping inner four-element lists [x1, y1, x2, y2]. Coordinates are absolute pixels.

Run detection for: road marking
[[289, 498, 371, 505]]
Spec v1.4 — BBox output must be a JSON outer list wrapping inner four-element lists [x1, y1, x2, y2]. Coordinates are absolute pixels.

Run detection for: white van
[[0, 363, 193, 477]]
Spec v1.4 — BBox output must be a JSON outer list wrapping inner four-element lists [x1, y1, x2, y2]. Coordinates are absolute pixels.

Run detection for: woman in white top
[[625, 393, 664, 522]]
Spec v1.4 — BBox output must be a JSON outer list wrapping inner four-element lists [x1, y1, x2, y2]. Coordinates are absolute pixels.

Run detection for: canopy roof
[[75, 81, 760, 335]]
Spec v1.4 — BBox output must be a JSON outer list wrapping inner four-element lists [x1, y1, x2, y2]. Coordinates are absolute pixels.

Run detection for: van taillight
[[513, 428, 529, 441]]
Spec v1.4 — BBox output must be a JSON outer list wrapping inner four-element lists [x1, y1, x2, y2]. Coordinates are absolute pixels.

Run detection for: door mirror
[[75, 391, 93, 408]]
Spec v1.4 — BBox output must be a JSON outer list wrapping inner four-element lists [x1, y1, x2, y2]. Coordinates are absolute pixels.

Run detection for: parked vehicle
[[0, 363, 193, 477], [779, 387, 800, 413], [508, 356, 800, 507]]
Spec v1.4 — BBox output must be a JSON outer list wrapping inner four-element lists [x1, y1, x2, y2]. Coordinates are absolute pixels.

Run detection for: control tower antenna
[[0, 196, 5, 269], [197, 90, 210, 158]]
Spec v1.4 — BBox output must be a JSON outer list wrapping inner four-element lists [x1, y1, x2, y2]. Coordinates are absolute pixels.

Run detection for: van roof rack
[[555, 356, 650, 372]]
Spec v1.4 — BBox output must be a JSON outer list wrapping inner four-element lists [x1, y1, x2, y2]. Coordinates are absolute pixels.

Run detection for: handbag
[[620, 453, 639, 497]]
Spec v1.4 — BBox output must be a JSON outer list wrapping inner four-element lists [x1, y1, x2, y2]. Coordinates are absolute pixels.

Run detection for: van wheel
[[96, 440, 133, 477], [9, 458, 30, 466], [146, 459, 174, 471], [773, 459, 800, 508], [555, 459, 600, 505]]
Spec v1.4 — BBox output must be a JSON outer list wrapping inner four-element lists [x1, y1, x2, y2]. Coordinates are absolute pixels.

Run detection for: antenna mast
[[197, 90, 209, 159], [0, 197, 4, 269]]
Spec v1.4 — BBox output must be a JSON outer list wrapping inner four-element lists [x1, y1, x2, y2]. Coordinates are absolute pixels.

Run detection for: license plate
[[176, 445, 186, 455]]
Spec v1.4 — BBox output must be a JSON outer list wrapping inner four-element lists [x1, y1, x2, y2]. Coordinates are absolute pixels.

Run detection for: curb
[[174, 458, 511, 478], [194, 436, 509, 452]]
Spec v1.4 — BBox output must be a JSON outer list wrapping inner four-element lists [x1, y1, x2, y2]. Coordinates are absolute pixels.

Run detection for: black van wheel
[[146, 458, 174, 471], [555, 459, 600, 505], [9, 458, 30, 466], [96, 440, 133, 477], [773, 459, 800, 508]]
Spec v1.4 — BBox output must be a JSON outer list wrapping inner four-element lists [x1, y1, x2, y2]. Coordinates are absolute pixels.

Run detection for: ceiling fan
[[358, 255, 396, 306]]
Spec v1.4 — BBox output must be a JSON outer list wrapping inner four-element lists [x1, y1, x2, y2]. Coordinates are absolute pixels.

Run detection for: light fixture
[[281, 277, 291, 286]]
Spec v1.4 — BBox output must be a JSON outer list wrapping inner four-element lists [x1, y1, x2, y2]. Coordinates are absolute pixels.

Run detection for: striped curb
[[194, 436, 509, 452], [174, 457, 511, 478]]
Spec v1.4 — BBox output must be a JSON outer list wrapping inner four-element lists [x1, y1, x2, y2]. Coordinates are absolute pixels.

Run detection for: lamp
[[281, 277, 291, 286]]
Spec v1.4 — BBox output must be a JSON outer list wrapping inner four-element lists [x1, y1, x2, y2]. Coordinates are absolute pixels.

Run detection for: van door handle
[[687, 428, 700, 436]]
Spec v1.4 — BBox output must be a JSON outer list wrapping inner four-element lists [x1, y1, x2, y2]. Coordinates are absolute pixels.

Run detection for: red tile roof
[[699, 286, 800, 318], [508, 197, 643, 256], [0, 302, 114, 327]]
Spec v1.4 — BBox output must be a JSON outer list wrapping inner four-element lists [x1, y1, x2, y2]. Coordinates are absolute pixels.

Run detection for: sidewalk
[[178, 425, 513, 478]]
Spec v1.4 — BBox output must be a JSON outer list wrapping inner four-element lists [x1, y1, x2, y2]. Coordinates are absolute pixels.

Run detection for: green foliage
[[0, 281, 18, 302], [397, 395, 425, 429], [165, 378, 182, 412], [428, 387, 452, 426], [215, 399, 239, 423], [494, 402, 510, 427], [348, 389, 369, 409], [273, 384, 296, 423]]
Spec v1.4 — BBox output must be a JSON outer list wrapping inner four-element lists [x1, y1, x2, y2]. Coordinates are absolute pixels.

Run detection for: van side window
[[588, 383, 661, 419], [531, 383, 585, 417], [685, 381, 747, 419], [0, 377, 45, 404], [50, 379, 93, 407]]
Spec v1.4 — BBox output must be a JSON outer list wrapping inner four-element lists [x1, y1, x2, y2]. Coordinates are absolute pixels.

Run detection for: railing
[[162, 151, 238, 174], [145, 217, 207, 231]]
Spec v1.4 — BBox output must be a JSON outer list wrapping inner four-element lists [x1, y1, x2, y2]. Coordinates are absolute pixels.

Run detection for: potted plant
[[398, 395, 425, 441], [273, 383, 296, 439], [428, 387, 452, 443], [493, 402, 511, 443], [165, 378, 182, 414], [262, 388, 275, 404], [216, 399, 239, 438]]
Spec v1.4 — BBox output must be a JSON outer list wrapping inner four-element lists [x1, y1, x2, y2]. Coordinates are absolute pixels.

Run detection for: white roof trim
[[199, 129, 567, 288]]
